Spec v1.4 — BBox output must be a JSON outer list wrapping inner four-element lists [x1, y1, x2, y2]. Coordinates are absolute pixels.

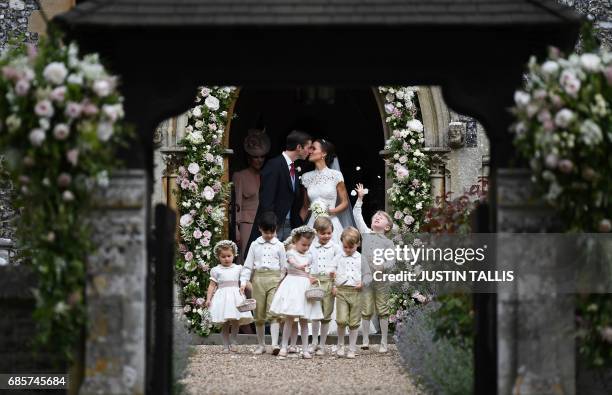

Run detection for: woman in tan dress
[[233, 129, 271, 262]]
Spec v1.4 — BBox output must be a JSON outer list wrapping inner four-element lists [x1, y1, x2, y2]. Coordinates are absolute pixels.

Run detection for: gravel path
[[179, 344, 423, 395]]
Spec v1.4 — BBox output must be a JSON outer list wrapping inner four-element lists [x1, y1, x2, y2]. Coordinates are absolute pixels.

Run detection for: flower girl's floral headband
[[213, 240, 238, 257], [290, 225, 316, 239]]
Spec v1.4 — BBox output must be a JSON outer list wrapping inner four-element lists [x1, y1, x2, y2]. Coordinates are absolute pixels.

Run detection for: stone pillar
[[160, 147, 186, 239], [496, 169, 574, 395], [80, 170, 147, 395], [425, 150, 449, 206]]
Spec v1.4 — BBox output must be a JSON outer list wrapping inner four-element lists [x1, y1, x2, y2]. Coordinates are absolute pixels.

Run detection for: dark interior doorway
[[229, 86, 386, 222]]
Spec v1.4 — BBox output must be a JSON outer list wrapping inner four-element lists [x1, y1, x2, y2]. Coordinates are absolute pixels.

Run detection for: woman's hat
[[244, 128, 271, 156]]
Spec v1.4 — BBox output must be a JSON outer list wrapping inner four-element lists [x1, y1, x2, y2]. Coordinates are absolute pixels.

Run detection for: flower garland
[[511, 27, 612, 368], [175, 86, 236, 337], [0, 36, 127, 361], [511, 47, 611, 233], [381, 86, 432, 236]]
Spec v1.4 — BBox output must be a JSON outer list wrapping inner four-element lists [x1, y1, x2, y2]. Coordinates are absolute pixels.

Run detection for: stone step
[[189, 333, 394, 345]]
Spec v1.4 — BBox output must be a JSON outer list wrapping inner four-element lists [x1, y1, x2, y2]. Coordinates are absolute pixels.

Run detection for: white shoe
[[277, 348, 287, 359], [229, 344, 238, 353], [288, 345, 298, 354], [315, 348, 325, 356], [302, 351, 312, 359], [222, 348, 230, 354], [308, 344, 318, 353], [379, 344, 388, 353], [253, 345, 265, 355], [346, 350, 356, 359], [336, 346, 345, 357]]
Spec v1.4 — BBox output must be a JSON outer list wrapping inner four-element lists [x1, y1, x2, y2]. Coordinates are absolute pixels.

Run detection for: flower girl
[[270, 226, 323, 359], [206, 240, 253, 353]]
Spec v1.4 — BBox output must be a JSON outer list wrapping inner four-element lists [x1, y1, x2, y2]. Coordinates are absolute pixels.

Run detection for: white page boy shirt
[[240, 236, 286, 283], [332, 251, 362, 287], [310, 239, 341, 275]]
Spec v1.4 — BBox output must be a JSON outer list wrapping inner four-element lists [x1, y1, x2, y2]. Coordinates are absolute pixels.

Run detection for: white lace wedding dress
[[301, 167, 345, 243]]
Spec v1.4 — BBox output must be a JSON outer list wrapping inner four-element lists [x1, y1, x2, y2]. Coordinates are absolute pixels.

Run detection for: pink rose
[[212, 181, 222, 192], [178, 166, 187, 176], [193, 229, 203, 239], [66, 149, 79, 166], [82, 102, 99, 116], [15, 79, 30, 96], [202, 186, 215, 201], [203, 230, 212, 239], [53, 123, 70, 140], [544, 154, 558, 169], [34, 100, 54, 118], [604, 66, 612, 86], [598, 219, 611, 233], [394, 211, 403, 220], [558, 159, 574, 174], [200, 237, 211, 247], [65, 102, 83, 119], [57, 173, 72, 188], [189, 182, 198, 192], [395, 166, 409, 180], [199, 263, 210, 272], [50, 86, 67, 102], [180, 179, 190, 189], [196, 298, 205, 306], [404, 215, 415, 225], [184, 252, 194, 261]]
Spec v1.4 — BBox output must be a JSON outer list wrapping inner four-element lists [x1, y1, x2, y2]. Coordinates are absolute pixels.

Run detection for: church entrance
[[228, 87, 387, 228]]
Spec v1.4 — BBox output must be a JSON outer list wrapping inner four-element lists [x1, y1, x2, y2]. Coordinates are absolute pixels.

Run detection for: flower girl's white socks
[[311, 320, 320, 348], [270, 321, 280, 347], [300, 320, 310, 357], [281, 320, 292, 350], [221, 323, 231, 351], [230, 321, 239, 345]]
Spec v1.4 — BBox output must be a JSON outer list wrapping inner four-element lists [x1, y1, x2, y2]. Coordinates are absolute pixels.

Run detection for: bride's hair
[[315, 138, 336, 167]]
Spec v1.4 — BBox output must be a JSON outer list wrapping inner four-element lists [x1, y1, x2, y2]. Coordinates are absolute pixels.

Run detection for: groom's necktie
[[289, 162, 295, 189]]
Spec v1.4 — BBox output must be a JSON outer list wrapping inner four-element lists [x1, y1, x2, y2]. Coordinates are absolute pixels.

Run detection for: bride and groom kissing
[[246, 129, 352, 251]]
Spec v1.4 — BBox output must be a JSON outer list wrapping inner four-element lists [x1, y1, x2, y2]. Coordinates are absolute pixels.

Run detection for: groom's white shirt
[[281, 152, 294, 184]]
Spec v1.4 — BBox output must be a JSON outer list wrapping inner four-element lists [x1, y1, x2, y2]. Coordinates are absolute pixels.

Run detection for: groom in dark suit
[[246, 130, 313, 255]]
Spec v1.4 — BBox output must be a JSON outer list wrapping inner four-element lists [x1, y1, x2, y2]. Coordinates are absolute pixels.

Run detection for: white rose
[[102, 103, 124, 122], [179, 214, 194, 227], [188, 163, 200, 174], [192, 107, 202, 118], [97, 122, 114, 141], [53, 123, 70, 140], [406, 119, 424, 132], [579, 120, 603, 146], [514, 90, 531, 107], [186, 131, 204, 144], [62, 190, 75, 202], [93, 79, 112, 97], [34, 100, 54, 118], [43, 62, 68, 85], [204, 95, 220, 111], [202, 186, 215, 201], [560, 70, 581, 97], [580, 53, 601, 72], [541, 60, 559, 76], [79, 62, 104, 80], [554, 109, 574, 128], [29, 128, 46, 146], [67, 73, 83, 85]]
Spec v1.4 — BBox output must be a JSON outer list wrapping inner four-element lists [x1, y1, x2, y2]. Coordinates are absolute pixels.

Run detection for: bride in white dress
[[301, 138, 350, 242]]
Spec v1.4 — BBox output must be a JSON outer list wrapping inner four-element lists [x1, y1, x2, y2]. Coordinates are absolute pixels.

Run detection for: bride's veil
[[331, 157, 357, 229]]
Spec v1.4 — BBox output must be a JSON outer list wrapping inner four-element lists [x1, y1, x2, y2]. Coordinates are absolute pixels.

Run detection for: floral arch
[[172, 86, 444, 336]]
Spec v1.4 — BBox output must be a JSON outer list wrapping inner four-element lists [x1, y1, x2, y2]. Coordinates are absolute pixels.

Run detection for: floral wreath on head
[[290, 225, 316, 239], [283, 236, 294, 249], [213, 240, 238, 257]]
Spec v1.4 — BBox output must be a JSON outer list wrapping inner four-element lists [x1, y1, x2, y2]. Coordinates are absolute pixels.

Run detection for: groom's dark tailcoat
[[246, 154, 305, 255]]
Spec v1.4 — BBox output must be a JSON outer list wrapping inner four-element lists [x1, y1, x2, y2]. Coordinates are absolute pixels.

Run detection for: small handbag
[[305, 279, 325, 301]]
